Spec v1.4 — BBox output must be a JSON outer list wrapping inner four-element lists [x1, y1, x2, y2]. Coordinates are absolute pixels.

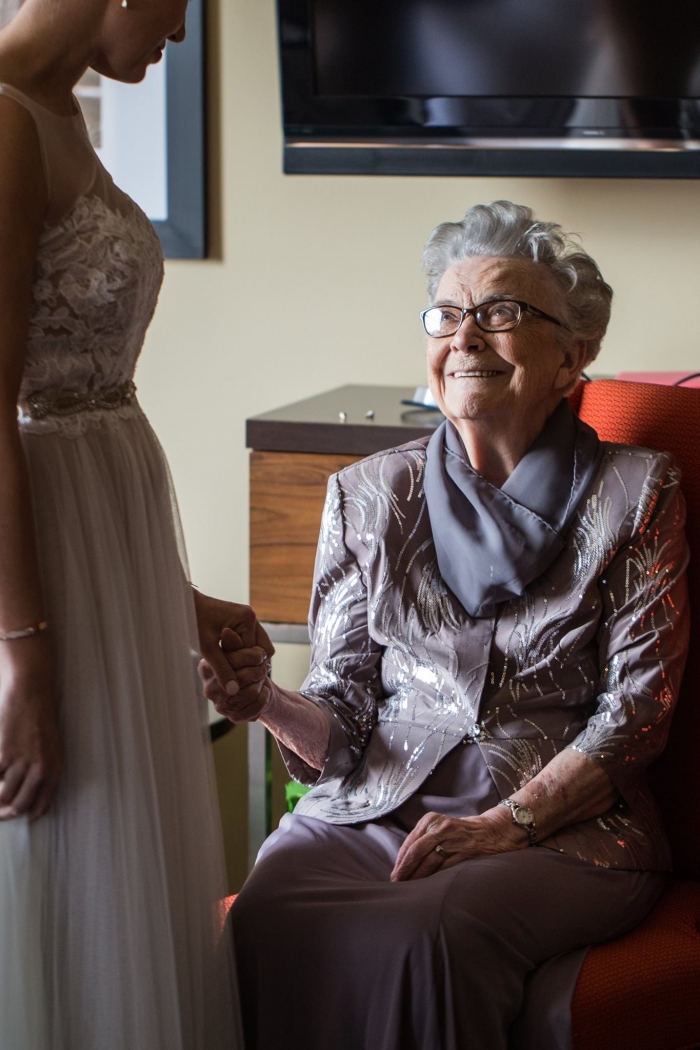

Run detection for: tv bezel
[[278, 0, 700, 179]]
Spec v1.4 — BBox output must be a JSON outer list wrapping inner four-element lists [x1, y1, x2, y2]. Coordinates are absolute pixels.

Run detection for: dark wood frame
[[152, 0, 207, 258]]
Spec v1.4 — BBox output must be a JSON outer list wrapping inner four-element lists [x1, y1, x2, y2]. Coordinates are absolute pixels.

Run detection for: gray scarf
[[424, 399, 603, 618]]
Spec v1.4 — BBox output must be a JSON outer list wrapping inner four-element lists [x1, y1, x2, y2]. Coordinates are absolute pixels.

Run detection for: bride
[[0, 1, 266, 1047]]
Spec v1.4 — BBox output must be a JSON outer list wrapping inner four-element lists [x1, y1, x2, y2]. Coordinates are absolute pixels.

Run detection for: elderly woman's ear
[[554, 337, 591, 397]]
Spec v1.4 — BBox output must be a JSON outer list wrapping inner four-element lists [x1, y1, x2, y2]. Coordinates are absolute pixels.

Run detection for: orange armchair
[[571, 379, 700, 1050]]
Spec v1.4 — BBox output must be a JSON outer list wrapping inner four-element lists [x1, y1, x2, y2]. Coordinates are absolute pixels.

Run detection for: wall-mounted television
[[278, 0, 700, 178]]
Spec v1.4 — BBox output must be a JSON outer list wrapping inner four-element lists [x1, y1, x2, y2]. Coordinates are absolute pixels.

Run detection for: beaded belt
[[20, 380, 137, 421]]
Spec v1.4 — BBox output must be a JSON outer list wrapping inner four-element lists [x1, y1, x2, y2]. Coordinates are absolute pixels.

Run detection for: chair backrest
[[576, 379, 700, 878]]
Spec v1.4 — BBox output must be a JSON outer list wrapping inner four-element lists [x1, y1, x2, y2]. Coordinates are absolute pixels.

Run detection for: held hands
[[0, 637, 62, 821], [390, 805, 528, 882], [193, 589, 274, 710], [199, 628, 273, 722]]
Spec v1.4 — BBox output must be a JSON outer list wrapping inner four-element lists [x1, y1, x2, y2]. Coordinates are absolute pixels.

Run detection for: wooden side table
[[247, 384, 439, 623]]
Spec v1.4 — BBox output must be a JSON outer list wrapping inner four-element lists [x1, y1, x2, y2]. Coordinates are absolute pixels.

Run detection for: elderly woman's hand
[[390, 806, 528, 882]]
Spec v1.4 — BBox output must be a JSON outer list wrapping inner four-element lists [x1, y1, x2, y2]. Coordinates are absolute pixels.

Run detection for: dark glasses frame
[[420, 299, 565, 337]]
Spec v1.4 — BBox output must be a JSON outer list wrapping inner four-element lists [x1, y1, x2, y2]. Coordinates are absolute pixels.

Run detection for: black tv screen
[[278, 0, 700, 177]]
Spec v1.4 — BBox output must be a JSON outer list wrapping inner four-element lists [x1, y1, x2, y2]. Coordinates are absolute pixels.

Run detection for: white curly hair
[[422, 200, 613, 363]]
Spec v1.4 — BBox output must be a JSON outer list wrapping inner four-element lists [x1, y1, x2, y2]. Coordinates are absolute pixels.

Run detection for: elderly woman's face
[[427, 256, 579, 429]]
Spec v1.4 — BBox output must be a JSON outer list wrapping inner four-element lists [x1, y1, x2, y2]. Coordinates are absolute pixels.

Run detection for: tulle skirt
[[0, 406, 241, 1050]]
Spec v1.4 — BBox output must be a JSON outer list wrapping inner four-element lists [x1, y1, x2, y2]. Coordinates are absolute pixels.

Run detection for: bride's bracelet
[[0, 620, 49, 642]]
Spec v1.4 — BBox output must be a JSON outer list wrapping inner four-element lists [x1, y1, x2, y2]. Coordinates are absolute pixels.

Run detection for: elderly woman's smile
[[426, 255, 588, 485]]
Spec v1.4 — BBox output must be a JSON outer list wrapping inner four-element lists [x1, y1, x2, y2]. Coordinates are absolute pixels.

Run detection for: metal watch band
[[499, 798, 538, 846]]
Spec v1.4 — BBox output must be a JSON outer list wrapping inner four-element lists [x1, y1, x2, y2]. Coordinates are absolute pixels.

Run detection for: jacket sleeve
[[568, 453, 690, 804], [278, 472, 383, 787]]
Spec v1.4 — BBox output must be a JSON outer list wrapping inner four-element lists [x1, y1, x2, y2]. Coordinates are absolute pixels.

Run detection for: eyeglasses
[[420, 299, 564, 338]]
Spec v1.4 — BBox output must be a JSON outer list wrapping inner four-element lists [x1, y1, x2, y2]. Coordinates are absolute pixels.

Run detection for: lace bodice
[[0, 84, 164, 434], [23, 191, 163, 400]]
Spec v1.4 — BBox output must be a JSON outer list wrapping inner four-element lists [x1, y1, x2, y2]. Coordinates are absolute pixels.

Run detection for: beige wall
[[137, 0, 700, 603]]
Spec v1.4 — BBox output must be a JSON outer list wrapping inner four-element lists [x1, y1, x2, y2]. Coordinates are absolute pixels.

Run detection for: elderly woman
[[203, 201, 689, 1050]]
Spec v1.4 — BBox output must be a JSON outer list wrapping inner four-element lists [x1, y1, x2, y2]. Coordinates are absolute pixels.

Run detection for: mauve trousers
[[232, 813, 663, 1050]]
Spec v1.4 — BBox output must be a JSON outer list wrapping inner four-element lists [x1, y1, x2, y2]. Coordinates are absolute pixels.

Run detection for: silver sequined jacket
[[282, 439, 689, 871]]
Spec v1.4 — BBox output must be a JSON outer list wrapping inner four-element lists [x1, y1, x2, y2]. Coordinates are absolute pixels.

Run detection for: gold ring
[[434, 844, 447, 857]]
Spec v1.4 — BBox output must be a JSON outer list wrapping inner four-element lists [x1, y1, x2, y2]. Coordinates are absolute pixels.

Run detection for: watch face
[[514, 806, 534, 826]]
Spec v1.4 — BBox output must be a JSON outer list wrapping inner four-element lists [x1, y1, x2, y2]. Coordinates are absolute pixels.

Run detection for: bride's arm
[[0, 96, 61, 821]]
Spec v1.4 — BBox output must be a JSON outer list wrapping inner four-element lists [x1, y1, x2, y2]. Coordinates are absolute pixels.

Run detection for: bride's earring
[[121, 0, 128, 7]]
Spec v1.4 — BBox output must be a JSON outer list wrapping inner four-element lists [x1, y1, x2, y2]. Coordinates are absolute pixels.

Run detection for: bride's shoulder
[[0, 86, 46, 197], [0, 80, 33, 118], [0, 77, 40, 138]]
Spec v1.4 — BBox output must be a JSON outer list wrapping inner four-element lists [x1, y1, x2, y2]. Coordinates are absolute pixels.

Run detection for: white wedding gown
[[0, 84, 241, 1050]]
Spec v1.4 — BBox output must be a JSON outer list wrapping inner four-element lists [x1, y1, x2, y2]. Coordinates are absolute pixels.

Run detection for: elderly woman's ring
[[434, 844, 448, 857], [264, 655, 272, 678]]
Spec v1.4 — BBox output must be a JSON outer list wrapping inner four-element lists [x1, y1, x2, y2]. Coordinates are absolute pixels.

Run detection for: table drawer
[[249, 450, 360, 623]]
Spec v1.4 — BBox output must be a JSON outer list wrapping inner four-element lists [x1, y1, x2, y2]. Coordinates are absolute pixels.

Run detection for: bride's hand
[[0, 637, 62, 822], [199, 628, 273, 723], [192, 589, 274, 695]]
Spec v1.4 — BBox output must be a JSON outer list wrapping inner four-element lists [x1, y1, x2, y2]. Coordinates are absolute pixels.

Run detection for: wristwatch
[[499, 798, 537, 846]]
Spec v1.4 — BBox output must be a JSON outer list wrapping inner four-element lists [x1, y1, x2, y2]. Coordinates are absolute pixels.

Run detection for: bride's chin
[[89, 56, 150, 85]]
